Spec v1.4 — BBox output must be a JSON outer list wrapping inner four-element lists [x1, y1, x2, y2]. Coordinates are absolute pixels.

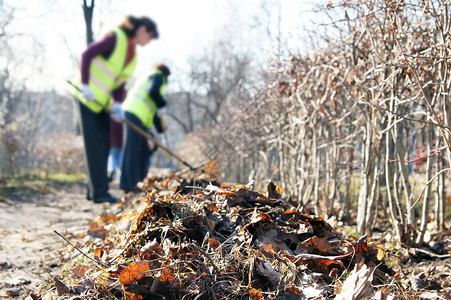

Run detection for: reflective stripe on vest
[[122, 71, 167, 129], [74, 29, 137, 113]]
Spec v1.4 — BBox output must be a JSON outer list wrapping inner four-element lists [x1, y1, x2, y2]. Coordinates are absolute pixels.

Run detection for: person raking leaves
[[120, 63, 170, 193], [73, 15, 159, 203]]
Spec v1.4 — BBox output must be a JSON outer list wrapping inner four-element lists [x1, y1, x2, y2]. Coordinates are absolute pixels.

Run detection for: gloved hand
[[111, 102, 124, 122], [81, 84, 95, 102], [147, 139, 156, 151]]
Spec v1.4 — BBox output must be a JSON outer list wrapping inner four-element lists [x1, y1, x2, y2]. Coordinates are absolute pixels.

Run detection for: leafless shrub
[[193, 0, 451, 244]]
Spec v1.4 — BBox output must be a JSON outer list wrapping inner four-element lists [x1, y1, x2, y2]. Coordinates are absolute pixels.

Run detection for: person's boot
[[94, 193, 118, 204]]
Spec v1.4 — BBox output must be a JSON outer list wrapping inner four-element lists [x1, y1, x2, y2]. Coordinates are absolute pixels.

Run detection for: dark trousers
[[120, 112, 150, 191], [77, 99, 110, 200]]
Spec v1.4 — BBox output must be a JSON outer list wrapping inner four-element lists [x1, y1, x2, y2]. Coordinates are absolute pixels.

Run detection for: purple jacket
[[110, 118, 123, 147]]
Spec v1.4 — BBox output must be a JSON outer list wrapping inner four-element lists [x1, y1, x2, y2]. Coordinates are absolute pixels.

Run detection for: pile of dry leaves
[[34, 168, 447, 299]]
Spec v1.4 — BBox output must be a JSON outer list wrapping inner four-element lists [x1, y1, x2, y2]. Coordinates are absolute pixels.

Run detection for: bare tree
[[0, 4, 25, 175], [0, 2, 85, 178], [191, 0, 451, 245], [167, 38, 250, 135]]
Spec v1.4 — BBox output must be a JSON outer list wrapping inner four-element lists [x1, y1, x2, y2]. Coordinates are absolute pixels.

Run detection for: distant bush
[[37, 132, 85, 175]]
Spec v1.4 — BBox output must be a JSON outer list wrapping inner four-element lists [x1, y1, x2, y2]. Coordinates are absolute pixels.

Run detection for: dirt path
[[0, 180, 123, 298]]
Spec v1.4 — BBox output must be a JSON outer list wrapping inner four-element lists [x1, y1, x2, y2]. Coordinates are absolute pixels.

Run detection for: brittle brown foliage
[[186, 0, 451, 243], [44, 172, 403, 299]]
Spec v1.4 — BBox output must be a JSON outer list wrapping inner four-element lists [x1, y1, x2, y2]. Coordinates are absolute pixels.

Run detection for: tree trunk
[[328, 140, 339, 218], [392, 124, 405, 230], [366, 154, 380, 231], [312, 126, 321, 216], [396, 133, 414, 229], [82, 0, 95, 45], [417, 124, 432, 245], [437, 6, 451, 230], [385, 97, 402, 240], [357, 121, 371, 235], [339, 145, 352, 221], [434, 133, 444, 230], [325, 143, 331, 218], [296, 150, 305, 202]]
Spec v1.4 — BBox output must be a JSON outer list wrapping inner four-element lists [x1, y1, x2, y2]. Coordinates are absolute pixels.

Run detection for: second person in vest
[[120, 63, 171, 193], [74, 15, 159, 203]]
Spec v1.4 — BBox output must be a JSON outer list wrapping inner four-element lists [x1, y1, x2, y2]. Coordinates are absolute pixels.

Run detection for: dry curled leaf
[[72, 266, 89, 278], [336, 263, 375, 300], [119, 261, 152, 285], [54, 276, 70, 296], [251, 212, 272, 224], [88, 222, 108, 239], [249, 288, 263, 299]]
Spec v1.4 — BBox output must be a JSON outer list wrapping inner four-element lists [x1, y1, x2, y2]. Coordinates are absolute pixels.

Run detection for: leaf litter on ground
[[35, 167, 450, 299]]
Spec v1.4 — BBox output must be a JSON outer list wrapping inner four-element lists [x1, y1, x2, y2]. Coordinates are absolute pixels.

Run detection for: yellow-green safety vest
[[122, 70, 167, 129], [74, 28, 137, 113]]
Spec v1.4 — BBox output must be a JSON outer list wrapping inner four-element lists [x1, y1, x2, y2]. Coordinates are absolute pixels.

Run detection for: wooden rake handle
[[68, 81, 197, 171]]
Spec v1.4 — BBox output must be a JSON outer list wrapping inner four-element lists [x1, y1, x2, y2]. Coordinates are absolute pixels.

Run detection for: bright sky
[[3, 0, 319, 94]]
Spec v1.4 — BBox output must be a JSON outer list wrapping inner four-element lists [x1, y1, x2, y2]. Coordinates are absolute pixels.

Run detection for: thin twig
[[388, 146, 448, 164], [408, 168, 451, 214], [365, 101, 451, 131], [54, 230, 109, 268], [411, 248, 451, 259], [388, 11, 451, 148]]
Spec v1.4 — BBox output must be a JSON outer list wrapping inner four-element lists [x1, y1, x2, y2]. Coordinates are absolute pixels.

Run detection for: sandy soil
[[0, 180, 123, 299]]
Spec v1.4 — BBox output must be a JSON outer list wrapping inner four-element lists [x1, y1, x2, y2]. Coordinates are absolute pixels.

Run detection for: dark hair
[[155, 63, 171, 77], [119, 15, 159, 38]]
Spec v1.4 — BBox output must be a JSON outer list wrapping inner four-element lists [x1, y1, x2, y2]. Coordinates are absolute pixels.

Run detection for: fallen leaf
[[119, 261, 152, 285], [29, 292, 41, 300], [93, 247, 104, 258], [54, 276, 70, 296], [72, 266, 89, 278], [300, 236, 338, 255], [256, 259, 284, 287], [140, 240, 163, 257], [260, 242, 279, 254], [159, 268, 174, 283], [335, 263, 375, 300], [251, 213, 272, 224], [208, 238, 220, 248], [88, 222, 108, 239], [377, 248, 385, 261], [249, 288, 263, 299]]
